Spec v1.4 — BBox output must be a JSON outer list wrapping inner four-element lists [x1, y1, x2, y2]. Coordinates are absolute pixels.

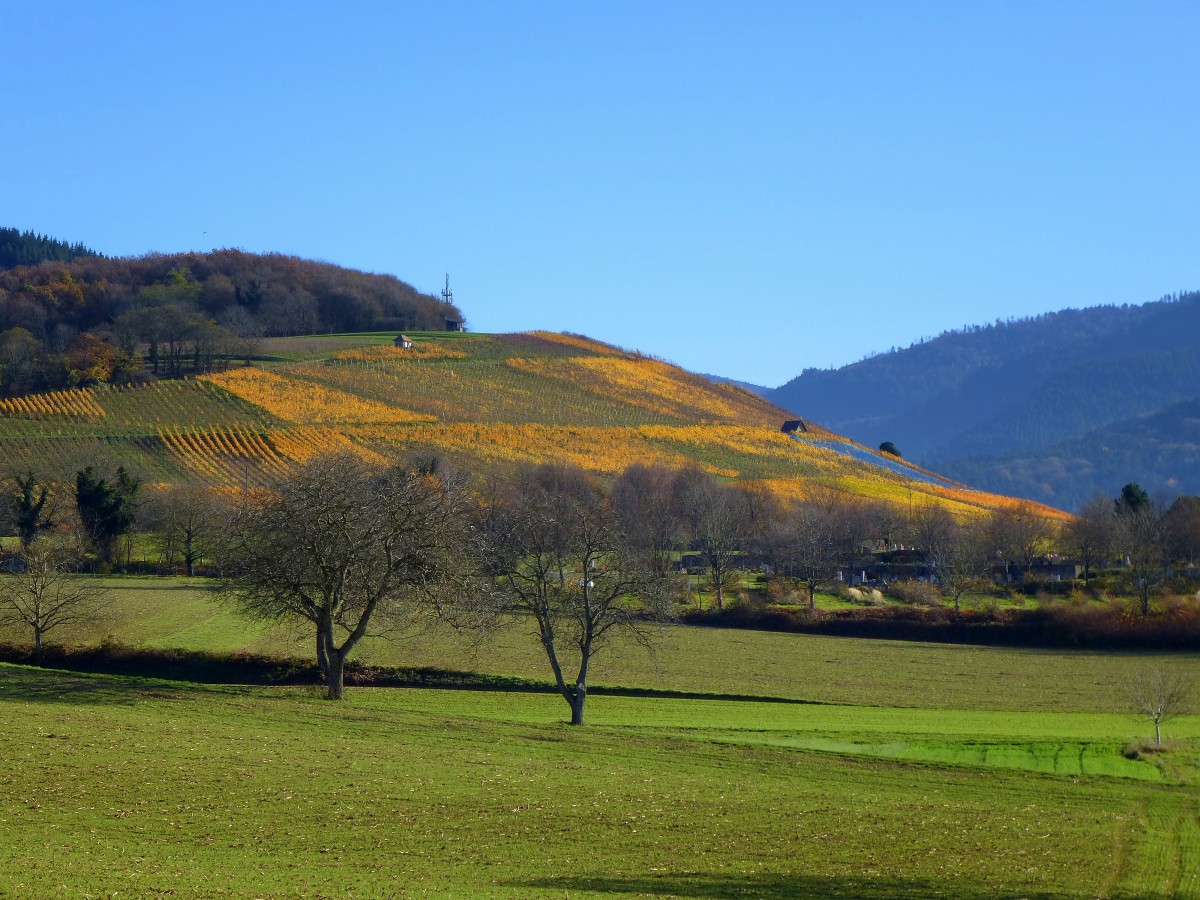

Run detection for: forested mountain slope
[[765, 292, 1200, 509], [942, 397, 1200, 511]]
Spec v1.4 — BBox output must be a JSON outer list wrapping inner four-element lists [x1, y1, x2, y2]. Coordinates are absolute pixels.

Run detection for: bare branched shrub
[[887, 579, 942, 606], [1124, 668, 1192, 745]]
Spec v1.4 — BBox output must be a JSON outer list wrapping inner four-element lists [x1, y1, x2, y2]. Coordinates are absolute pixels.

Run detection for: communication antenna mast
[[441, 273, 453, 306]]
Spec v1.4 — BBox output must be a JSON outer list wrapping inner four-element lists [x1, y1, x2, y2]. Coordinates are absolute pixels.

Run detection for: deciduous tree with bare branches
[[1125, 668, 1192, 745], [478, 463, 670, 726], [223, 453, 476, 699], [0, 544, 107, 661]]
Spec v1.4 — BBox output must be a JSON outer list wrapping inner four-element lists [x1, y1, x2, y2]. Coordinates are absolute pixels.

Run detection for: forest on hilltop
[[765, 292, 1200, 510], [0, 229, 462, 396], [0, 227, 101, 269]]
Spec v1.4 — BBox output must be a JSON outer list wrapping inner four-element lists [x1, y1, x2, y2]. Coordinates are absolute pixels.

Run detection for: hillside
[[765, 292, 1200, 509], [0, 243, 463, 395], [0, 330, 1060, 521]]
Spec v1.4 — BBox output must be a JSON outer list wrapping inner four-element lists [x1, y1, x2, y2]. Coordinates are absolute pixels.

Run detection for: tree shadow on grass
[[519, 873, 1092, 899], [0, 663, 213, 707]]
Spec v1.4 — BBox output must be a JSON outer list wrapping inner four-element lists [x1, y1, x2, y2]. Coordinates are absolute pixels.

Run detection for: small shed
[[394, 334, 414, 349], [444, 317, 462, 332], [781, 419, 808, 435]]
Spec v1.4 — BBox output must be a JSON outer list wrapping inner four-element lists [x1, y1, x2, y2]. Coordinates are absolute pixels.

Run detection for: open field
[[3, 576, 1199, 715], [1, 663, 1197, 898], [1, 579, 1198, 896]]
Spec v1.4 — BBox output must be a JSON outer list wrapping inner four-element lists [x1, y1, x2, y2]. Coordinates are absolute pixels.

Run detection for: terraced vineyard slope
[[0, 331, 1064, 519]]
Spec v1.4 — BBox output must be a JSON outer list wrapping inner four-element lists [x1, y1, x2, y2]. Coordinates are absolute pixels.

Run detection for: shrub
[[887, 579, 942, 606], [764, 578, 800, 604], [975, 596, 1002, 621]]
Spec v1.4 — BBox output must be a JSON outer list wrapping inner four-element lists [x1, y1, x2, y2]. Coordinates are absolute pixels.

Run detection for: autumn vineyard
[[0, 329, 1064, 522]]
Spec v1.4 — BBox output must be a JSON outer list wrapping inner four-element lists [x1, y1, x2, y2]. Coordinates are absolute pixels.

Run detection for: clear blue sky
[[6, 2, 1198, 386]]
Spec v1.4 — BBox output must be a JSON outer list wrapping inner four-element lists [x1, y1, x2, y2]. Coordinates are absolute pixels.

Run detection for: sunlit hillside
[[0, 331, 1065, 520]]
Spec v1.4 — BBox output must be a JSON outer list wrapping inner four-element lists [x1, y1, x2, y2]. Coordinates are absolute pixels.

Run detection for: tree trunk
[[326, 648, 345, 700], [808, 583, 816, 610], [714, 570, 724, 611], [570, 685, 587, 726], [34, 629, 43, 663], [316, 628, 329, 676]]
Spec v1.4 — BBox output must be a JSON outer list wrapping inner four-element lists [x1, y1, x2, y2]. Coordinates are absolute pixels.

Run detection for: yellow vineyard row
[[157, 425, 384, 484], [203, 367, 435, 426], [330, 343, 467, 361], [0, 388, 105, 420]]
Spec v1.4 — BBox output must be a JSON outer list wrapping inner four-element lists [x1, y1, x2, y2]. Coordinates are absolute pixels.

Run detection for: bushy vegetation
[[0, 242, 462, 396]]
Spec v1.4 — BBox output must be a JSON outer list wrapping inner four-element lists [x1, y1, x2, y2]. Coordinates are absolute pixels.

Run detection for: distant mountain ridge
[[765, 292, 1200, 510]]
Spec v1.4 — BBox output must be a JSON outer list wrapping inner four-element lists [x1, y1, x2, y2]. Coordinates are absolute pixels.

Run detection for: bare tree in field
[[988, 506, 1054, 582], [610, 462, 681, 577], [1125, 668, 1192, 745], [1064, 495, 1116, 586], [146, 483, 228, 576], [770, 500, 840, 609], [1118, 503, 1169, 616], [0, 544, 107, 662], [830, 498, 877, 588], [223, 453, 475, 699], [611, 462, 688, 606], [478, 462, 670, 726], [914, 507, 991, 613], [671, 468, 750, 610]]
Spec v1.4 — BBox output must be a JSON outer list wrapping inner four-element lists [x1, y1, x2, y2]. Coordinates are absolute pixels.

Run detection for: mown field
[[1, 579, 1197, 897]]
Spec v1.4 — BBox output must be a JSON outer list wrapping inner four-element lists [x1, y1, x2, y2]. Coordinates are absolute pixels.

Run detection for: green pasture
[[1, 578, 1198, 896], [1, 664, 1198, 898], [2, 576, 1198, 718]]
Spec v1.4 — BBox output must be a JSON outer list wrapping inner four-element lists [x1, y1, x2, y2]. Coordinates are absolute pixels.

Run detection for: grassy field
[[2, 578, 1198, 896], [1, 663, 1197, 898], [4, 576, 1199, 715]]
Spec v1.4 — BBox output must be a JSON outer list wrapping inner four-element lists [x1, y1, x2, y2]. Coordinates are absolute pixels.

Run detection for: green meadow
[[1, 578, 1198, 897]]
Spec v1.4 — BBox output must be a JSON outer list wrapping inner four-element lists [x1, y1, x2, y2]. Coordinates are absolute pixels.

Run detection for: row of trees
[[5, 457, 1199, 718], [0, 227, 100, 270], [0, 470, 226, 663], [1063, 483, 1200, 614]]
